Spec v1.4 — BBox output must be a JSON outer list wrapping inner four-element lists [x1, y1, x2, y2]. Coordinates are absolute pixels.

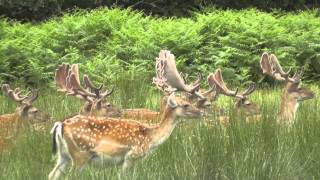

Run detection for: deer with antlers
[[0, 84, 49, 148], [55, 64, 122, 118], [48, 55, 202, 180], [56, 63, 163, 122], [153, 50, 215, 109], [121, 50, 213, 122], [260, 52, 315, 124], [55, 50, 212, 122], [206, 69, 260, 124]]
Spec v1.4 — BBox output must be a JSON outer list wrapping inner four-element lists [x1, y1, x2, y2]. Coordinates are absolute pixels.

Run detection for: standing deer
[[0, 84, 49, 148], [260, 52, 315, 124], [48, 83, 201, 180], [207, 69, 260, 124]]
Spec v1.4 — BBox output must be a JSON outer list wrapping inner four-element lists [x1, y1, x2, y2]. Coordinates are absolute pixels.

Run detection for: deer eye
[[183, 104, 190, 108]]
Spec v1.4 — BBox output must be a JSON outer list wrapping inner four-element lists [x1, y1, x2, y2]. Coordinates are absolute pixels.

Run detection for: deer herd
[[0, 50, 315, 180]]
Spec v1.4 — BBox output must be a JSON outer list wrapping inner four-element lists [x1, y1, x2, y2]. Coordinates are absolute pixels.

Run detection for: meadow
[[0, 76, 319, 180], [0, 6, 320, 180]]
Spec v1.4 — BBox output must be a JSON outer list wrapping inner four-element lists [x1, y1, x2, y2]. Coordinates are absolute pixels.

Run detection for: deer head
[[233, 83, 260, 116], [182, 73, 217, 109], [1, 84, 49, 122], [165, 93, 202, 119], [55, 64, 122, 117], [260, 52, 315, 122], [208, 69, 260, 116]]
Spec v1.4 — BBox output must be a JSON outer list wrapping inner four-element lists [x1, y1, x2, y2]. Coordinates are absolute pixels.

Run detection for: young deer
[[0, 84, 49, 148], [48, 93, 201, 180], [55, 64, 122, 118], [260, 52, 315, 124], [207, 69, 260, 124]]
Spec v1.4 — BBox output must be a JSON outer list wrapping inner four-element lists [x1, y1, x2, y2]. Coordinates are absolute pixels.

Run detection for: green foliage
[[0, 8, 319, 87]]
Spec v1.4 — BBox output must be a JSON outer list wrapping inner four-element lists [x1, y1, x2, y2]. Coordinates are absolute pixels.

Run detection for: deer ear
[[167, 95, 178, 108]]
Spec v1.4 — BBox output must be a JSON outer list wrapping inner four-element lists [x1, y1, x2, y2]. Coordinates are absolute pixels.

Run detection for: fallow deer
[[56, 63, 161, 122], [122, 50, 209, 122], [153, 50, 214, 110], [207, 69, 260, 124], [260, 52, 315, 124], [0, 84, 49, 148], [183, 73, 217, 109], [55, 64, 122, 118], [48, 90, 201, 180], [55, 50, 209, 123]]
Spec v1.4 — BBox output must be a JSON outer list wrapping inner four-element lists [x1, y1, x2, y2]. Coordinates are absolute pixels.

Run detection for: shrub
[[0, 8, 319, 87]]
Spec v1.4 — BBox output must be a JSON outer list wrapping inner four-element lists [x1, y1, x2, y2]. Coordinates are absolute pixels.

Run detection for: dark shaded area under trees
[[0, 0, 319, 21]]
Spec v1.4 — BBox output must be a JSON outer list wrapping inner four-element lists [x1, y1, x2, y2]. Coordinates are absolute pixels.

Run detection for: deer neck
[[279, 89, 299, 121], [149, 107, 177, 147], [0, 113, 19, 123]]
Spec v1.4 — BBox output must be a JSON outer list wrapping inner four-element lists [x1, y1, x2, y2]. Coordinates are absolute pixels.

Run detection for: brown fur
[[49, 94, 201, 180]]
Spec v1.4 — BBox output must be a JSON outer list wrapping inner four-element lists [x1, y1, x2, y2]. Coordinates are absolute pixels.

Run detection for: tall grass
[[0, 79, 319, 180]]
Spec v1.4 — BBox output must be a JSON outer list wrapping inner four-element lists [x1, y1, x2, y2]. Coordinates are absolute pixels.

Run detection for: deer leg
[[118, 155, 135, 180], [121, 149, 143, 172], [68, 151, 92, 179], [48, 153, 70, 180]]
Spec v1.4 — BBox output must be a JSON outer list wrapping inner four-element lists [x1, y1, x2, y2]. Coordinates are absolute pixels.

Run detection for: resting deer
[[153, 50, 215, 110], [122, 50, 212, 123], [55, 50, 209, 122], [56, 63, 162, 122], [55, 64, 122, 118], [260, 52, 315, 124], [207, 69, 260, 124], [182, 73, 217, 109], [0, 84, 49, 148], [49, 87, 201, 180]]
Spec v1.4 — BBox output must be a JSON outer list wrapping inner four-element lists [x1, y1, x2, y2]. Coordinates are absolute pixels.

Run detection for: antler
[[2, 84, 27, 102], [55, 64, 112, 103], [55, 64, 70, 93], [207, 69, 257, 99], [1, 84, 38, 106], [260, 52, 303, 83], [23, 90, 39, 106], [153, 55, 177, 95], [55, 64, 94, 101], [207, 69, 238, 97], [241, 83, 257, 97], [83, 75, 114, 101], [155, 50, 200, 93]]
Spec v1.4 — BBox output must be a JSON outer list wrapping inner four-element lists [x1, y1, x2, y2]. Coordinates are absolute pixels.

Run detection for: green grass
[[0, 82, 319, 180]]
